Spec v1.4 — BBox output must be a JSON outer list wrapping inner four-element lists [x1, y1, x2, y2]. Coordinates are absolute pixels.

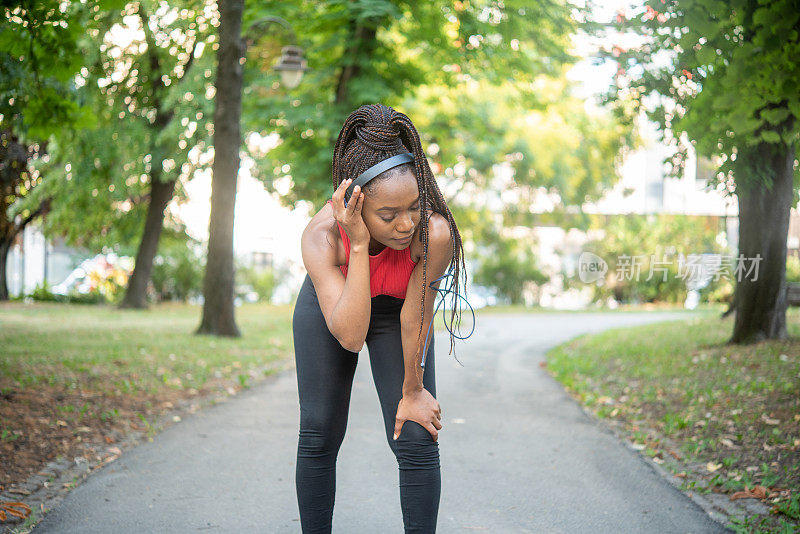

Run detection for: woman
[[292, 103, 469, 533]]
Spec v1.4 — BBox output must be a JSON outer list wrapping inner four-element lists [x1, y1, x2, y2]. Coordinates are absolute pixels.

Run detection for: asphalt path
[[32, 310, 732, 533]]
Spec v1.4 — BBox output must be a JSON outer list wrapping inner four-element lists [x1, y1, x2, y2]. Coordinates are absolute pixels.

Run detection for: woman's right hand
[[332, 178, 370, 248]]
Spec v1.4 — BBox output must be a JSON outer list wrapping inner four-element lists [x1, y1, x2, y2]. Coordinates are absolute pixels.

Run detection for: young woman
[[292, 103, 469, 533]]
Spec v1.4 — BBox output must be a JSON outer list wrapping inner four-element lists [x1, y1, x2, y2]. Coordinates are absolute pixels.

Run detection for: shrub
[[235, 263, 278, 302], [150, 239, 205, 302], [787, 254, 800, 283]]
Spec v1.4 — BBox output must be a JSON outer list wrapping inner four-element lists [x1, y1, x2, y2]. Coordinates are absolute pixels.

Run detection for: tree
[[241, 0, 582, 208], [0, 1, 95, 300], [17, 1, 217, 308], [400, 72, 632, 229], [196, 0, 244, 336], [473, 223, 549, 305], [113, 0, 216, 309], [601, 0, 800, 342]]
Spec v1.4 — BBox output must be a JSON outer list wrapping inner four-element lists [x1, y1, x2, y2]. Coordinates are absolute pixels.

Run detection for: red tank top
[[326, 199, 417, 299]]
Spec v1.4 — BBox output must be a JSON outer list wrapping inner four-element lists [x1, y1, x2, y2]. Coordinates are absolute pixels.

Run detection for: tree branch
[[11, 197, 52, 239], [177, 38, 199, 81]]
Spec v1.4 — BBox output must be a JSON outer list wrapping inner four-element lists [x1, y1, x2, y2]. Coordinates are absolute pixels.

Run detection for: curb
[[571, 397, 771, 533]]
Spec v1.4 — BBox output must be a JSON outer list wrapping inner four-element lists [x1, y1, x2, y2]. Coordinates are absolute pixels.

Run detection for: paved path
[[33, 310, 731, 533]]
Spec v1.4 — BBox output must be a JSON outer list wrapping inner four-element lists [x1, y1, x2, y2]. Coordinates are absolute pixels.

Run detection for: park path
[[32, 310, 732, 533]]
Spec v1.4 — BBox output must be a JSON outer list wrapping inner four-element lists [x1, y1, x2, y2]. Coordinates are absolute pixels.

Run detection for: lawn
[[545, 307, 800, 533]]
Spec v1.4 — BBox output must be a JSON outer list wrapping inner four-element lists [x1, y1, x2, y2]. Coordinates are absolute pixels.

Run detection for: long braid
[[330, 104, 468, 380]]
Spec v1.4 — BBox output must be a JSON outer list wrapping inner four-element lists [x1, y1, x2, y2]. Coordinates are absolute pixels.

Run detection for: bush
[[29, 280, 61, 302], [473, 233, 548, 305], [15, 279, 109, 304], [235, 263, 278, 302], [150, 239, 205, 302], [578, 213, 729, 305], [787, 254, 800, 283]]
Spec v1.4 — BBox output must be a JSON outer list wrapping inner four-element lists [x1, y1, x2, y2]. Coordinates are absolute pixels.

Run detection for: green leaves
[[604, 0, 800, 190], [243, 0, 581, 208]]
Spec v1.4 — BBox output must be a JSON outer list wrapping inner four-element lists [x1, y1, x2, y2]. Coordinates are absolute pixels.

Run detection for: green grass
[[545, 307, 800, 531], [0, 301, 294, 395]]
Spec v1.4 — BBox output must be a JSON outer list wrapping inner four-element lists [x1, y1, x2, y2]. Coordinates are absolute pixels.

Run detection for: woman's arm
[[301, 225, 372, 352], [399, 213, 454, 393], [301, 180, 372, 352], [328, 241, 371, 352], [393, 213, 452, 441]]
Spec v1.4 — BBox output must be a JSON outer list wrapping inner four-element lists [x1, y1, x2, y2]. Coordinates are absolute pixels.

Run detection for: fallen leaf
[[730, 485, 768, 501], [761, 414, 780, 425], [0, 501, 32, 521], [706, 462, 722, 473]]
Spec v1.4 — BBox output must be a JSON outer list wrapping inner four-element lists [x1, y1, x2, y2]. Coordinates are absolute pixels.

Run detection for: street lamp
[[243, 16, 310, 89]]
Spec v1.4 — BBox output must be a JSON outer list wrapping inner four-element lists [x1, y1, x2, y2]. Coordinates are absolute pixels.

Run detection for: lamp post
[[243, 16, 310, 89]]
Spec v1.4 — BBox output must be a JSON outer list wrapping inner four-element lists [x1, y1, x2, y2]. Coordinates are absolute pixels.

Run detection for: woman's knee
[[298, 413, 347, 458], [389, 421, 440, 470]]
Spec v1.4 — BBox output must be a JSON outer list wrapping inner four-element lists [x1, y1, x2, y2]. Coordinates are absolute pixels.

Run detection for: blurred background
[[7, 0, 796, 312]]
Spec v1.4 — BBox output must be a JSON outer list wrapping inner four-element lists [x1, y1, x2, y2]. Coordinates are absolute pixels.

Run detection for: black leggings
[[292, 273, 440, 533]]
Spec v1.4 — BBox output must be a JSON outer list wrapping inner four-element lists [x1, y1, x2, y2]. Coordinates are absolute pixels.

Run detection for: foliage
[[12, 280, 109, 304], [0, 1, 97, 139], [401, 73, 634, 231], [25, 0, 217, 254], [472, 214, 548, 305], [235, 263, 278, 303], [787, 254, 800, 283], [241, 0, 582, 208], [150, 231, 204, 302], [573, 213, 729, 304], [0, 1, 100, 299], [599, 0, 800, 197]]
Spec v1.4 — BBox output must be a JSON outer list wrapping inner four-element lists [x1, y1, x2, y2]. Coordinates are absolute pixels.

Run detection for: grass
[[0, 300, 294, 395], [0, 300, 295, 497], [545, 307, 800, 532]]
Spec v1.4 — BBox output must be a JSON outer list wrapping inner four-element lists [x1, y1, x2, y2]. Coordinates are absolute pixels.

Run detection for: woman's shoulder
[[302, 201, 346, 267], [410, 210, 451, 263]]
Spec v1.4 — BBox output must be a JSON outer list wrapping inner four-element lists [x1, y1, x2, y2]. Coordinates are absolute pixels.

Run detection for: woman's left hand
[[393, 388, 443, 442]]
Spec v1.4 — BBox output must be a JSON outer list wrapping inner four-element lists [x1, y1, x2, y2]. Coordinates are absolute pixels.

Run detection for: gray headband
[[344, 152, 415, 206]]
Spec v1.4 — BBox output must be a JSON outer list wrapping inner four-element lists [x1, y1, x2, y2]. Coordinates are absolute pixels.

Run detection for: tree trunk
[[0, 239, 10, 301], [196, 0, 244, 337], [118, 176, 177, 309], [729, 141, 795, 343], [334, 22, 377, 105]]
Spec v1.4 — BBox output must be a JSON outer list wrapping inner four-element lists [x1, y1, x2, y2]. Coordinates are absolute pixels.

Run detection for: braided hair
[[331, 103, 468, 373]]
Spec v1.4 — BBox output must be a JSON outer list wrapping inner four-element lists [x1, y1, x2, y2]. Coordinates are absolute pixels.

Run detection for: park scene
[[1, 0, 799, 532]]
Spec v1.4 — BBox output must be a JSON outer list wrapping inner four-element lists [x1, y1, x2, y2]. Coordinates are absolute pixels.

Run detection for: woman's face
[[361, 170, 421, 250]]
